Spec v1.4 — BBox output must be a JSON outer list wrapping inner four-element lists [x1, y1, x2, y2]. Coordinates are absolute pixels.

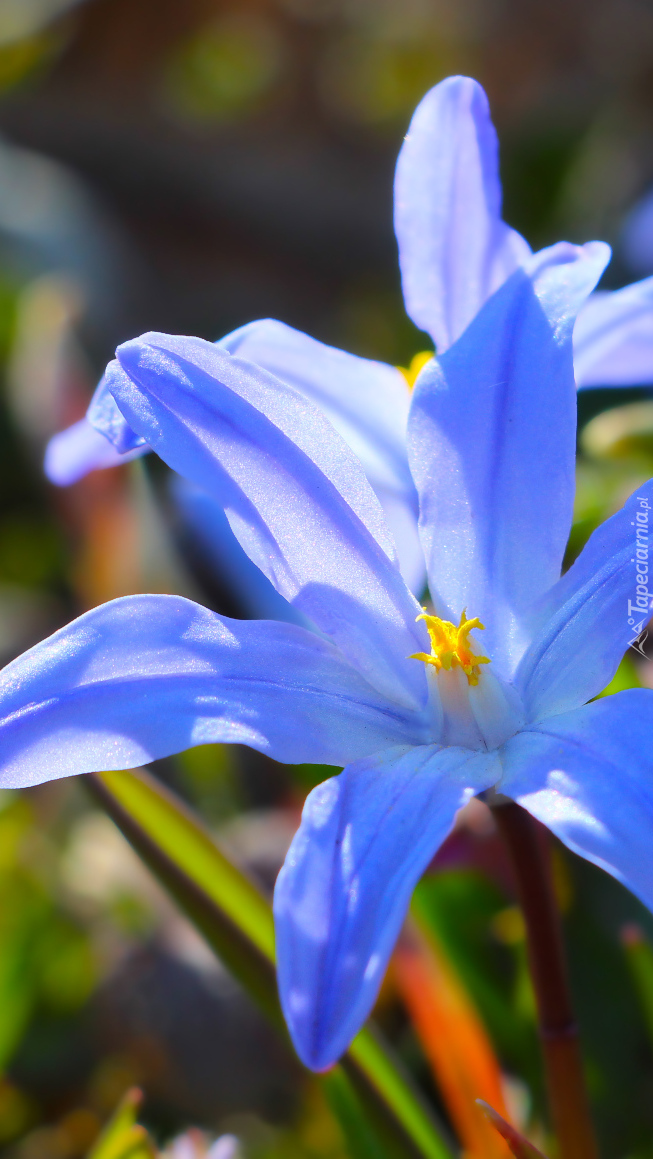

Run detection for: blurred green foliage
[[165, 14, 285, 124], [0, 791, 97, 1149]]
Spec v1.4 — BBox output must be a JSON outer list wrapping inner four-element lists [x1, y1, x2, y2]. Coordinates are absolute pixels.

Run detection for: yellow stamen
[[410, 608, 490, 686], [397, 350, 434, 388]]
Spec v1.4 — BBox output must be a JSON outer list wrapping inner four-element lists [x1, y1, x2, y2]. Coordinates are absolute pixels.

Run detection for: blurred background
[[2, 0, 653, 1156]]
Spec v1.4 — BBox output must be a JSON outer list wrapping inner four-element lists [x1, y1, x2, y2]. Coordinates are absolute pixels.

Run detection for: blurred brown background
[[2, 0, 653, 372]]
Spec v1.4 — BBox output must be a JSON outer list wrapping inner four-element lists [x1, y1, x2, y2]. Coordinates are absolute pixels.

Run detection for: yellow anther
[[397, 350, 434, 388], [410, 608, 490, 686]]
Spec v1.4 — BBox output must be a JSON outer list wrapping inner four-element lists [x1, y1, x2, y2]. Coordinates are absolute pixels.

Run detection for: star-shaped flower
[[3, 233, 652, 1074]]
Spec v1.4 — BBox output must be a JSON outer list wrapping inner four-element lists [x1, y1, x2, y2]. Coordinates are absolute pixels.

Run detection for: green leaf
[[87, 1088, 156, 1159], [344, 1024, 454, 1159], [86, 770, 453, 1159], [321, 1066, 386, 1159]]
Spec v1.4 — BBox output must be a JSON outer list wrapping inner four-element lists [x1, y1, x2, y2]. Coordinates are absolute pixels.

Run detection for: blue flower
[[4, 233, 653, 1073], [45, 75, 653, 603]]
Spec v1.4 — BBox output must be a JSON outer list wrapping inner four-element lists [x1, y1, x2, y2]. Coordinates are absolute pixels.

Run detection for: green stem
[[491, 802, 597, 1159]]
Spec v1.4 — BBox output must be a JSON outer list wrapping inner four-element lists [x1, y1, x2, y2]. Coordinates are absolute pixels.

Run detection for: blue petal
[[574, 279, 653, 387], [43, 366, 148, 488], [219, 319, 426, 596], [219, 319, 413, 498], [107, 333, 430, 709], [370, 486, 425, 597], [44, 323, 426, 595], [499, 690, 653, 912], [170, 475, 308, 625], [88, 369, 147, 453], [394, 75, 531, 352], [517, 479, 653, 720], [620, 188, 653, 277], [0, 595, 429, 788], [44, 417, 147, 485], [275, 743, 499, 1069], [407, 241, 610, 677], [90, 323, 413, 497]]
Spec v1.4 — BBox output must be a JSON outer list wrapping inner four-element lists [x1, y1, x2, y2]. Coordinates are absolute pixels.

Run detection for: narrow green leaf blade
[[346, 1025, 454, 1159], [91, 770, 275, 957], [88, 1088, 156, 1159]]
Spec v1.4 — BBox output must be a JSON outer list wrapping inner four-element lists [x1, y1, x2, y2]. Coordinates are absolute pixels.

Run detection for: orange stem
[[395, 920, 513, 1159]]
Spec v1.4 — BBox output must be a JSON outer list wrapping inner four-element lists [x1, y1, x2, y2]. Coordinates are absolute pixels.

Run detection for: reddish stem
[[491, 802, 597, 1159]]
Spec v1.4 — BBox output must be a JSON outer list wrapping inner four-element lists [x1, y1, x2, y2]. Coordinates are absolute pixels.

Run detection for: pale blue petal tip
[[44, 417, 148, 485]]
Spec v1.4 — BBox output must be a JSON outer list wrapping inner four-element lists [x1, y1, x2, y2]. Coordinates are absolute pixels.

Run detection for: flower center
[[410, 609, 490, 686]]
